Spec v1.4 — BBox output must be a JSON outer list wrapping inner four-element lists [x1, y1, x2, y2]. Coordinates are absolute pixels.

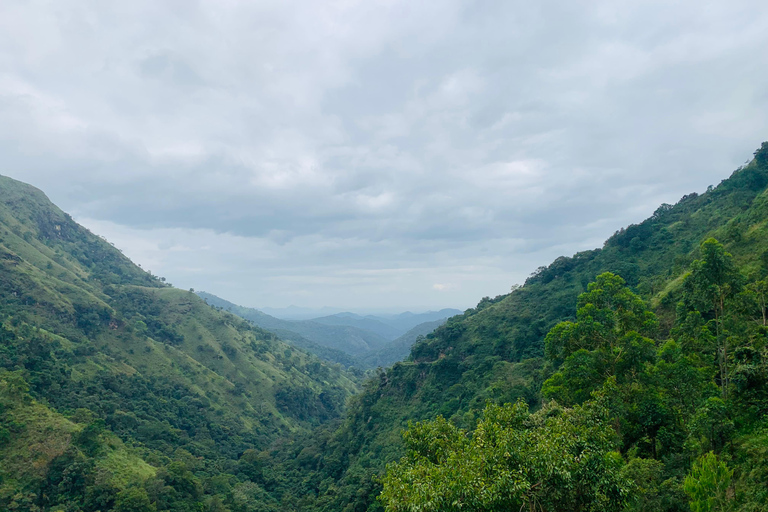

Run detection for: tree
[[682, 239, 742, 399], [743, 278, 768, 326], [379, 400, 632, 512], [683, 452, 732, 512], [114, 487, 156, 512], [754, 141, 768, 168], [543, 273, 657, 404]]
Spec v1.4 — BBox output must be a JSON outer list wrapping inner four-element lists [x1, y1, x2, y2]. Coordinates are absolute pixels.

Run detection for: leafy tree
[[114, 487, 156, 512], [741, 278, 768, 326], [543, 273, 657, 404], [688, 398, 734, 453], [379, 400, 632, 512], [683, 452, 732, 512], [620, 457, 687, 512], [682, 239, 742, 399], [754, 141, 768, 168]]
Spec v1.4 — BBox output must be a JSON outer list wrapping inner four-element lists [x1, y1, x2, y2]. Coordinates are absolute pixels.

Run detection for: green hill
[[0, 175, 358, 511], [197, 293, 456, 370]]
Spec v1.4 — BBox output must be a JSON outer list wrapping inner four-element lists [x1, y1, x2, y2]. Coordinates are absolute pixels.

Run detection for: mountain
[[197, 292, 390, 357], [255, 144, 768, 511], [307, 314, 403, 340], [0, 175, 358, 511], [309, 309, 462, 341], [358, 318, 448, 369], [259, 305, 347, 321], [196, 294, 460, 369], [371, 308, 463, 333]]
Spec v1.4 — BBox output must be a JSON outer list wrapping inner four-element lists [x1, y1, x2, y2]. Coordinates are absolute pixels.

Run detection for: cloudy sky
[[2, 0, 767, 312]]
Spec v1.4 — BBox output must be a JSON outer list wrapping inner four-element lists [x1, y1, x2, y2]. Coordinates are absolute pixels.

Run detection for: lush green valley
[[2, 142, 768, 511]]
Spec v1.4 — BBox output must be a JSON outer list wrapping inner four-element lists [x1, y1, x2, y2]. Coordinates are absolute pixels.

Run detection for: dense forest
[[1, 142, 768, 511]]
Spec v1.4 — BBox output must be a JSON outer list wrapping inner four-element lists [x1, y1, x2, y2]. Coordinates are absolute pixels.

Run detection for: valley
[[197, 291, 460, 369]]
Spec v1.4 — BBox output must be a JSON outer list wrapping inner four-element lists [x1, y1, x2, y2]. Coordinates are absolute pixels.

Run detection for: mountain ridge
[[197, 291, 390, 356], [2, 143, 768, 511]]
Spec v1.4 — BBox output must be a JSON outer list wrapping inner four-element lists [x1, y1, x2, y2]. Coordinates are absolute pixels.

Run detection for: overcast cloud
[[1, 0, 767, 310]]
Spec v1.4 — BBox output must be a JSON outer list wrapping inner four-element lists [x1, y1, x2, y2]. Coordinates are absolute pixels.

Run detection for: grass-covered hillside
[[0, 175, 358, 511], [257, 143, 768, 511]]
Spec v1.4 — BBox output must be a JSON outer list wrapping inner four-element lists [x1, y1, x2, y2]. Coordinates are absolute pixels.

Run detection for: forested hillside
[[251, 143, 768, 511], [0, 176, 358, 511]]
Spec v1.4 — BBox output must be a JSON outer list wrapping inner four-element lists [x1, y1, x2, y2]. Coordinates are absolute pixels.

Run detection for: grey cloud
[[1, 0, 767, 308]]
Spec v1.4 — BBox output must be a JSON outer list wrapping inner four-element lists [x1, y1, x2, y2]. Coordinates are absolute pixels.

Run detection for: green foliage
[[545, 272, 658, 363], [115, 487, 156, 512], [621, 458, 687, 512], [380, 401, 631, 512], [684, 452, 733, 512], [754, 141, 768, 168], [543, 273, 657, 404], [0, 175, 359, 511]]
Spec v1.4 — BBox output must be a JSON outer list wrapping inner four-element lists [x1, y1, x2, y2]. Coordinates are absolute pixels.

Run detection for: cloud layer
[[2, 0, 768, 309]]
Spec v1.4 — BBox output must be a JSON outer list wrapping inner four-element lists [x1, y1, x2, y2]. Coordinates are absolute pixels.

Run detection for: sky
[[1, 0, 768, 312]]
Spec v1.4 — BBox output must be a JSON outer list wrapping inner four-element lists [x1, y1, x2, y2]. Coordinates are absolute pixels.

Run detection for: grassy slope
[[0, 175, 359, 502], [275, 156, 768, 511], [0, 374, 154, 505]]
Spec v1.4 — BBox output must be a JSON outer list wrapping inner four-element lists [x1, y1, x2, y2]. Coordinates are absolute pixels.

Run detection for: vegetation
[[0, 175, 358, 511], [2, 142, 768, 511], [379, 252, 768, 510], [359, 319, 448, 369], [380, 400, 631, 512]]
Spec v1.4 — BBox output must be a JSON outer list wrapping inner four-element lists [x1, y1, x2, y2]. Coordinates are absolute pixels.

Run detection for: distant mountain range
[[357, 318, 446, 368], [196, 291, 460, 368], [258, 305, 461, 321]]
